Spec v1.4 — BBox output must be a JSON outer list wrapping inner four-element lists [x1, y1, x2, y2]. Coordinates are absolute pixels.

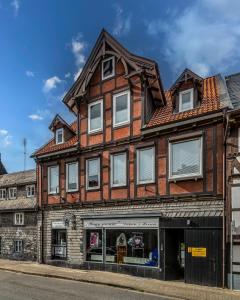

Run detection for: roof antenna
[[23, 138, 27, 172]]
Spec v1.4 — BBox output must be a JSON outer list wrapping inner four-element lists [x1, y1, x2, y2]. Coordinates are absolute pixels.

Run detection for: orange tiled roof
[[34, 121, 78, 157], [146, 76, 221, 128]]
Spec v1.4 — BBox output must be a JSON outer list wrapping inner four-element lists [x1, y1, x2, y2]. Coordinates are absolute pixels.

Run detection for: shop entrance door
[[185, 229, 222, 287], [165, 229, 185, 280]]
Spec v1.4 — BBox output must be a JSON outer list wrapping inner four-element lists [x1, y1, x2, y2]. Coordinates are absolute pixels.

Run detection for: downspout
[[40, 163, 44, 264], [223, 110, 229, 287]]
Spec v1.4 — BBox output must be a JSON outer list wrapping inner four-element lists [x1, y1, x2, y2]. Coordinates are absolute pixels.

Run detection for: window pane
[[171, 139, 201, 177], [49, 166, 59, 193], [87, 159, 99, 188], [103, 59, 113, 78], [90, 103, 101, 131], [86, 229, 103, 262], [138, 148, 154, 183], [112, 153, 126, 186], [115, 93, 129, 124], [68, 163, 78, 190]]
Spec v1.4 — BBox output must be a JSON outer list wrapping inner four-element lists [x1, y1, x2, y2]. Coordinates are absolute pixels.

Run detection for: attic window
[[179, 88, 193, 112], [56, 128, 64, 144], [102, 57, 115, 80]]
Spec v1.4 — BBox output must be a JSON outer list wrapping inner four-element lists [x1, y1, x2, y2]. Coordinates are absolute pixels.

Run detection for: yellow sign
[[187, 247, 192, 253], [191, 247, 207, 257]]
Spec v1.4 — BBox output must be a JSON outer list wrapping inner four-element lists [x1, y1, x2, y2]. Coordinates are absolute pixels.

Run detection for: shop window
[[66, 162, 78, 192], [26, 185, 35, 197], [86, 158, 100, 190], [88, 100, 103, 134], [0, 189, 6, 200], [105, 229, 158, 266], [86, 229, 103, 262], [169, 137, 203, 180], [113, 91, 130, 127], [111, 152, 127, 187], [14, 212, 24, 226], [52, 229, 67, 259], [102, 56, 115, 80], [9, 187, 17, 200], [137, 147, 155, 184], [48, 165, 59, 194], [179, 88, 193, 112], [14, 240, 23, 253]]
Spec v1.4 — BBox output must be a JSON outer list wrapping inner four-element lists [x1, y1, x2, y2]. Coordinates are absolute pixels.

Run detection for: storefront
[[51, 220, 67, 260]]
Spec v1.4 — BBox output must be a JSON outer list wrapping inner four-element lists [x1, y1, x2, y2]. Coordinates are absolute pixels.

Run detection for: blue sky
[[0, 0, 240, 172]]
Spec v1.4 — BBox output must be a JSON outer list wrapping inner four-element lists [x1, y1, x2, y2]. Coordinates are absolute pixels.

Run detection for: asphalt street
[[0, 270, 180, 300]]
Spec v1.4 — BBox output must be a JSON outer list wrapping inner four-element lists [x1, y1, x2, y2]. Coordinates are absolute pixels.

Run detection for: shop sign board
[[52, 220, 66, 229], [83, 218, 159, 229], [191, 247, 207, 257]]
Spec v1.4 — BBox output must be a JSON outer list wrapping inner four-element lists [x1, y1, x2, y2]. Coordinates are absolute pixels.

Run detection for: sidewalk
[[0, 259, 239, 300]]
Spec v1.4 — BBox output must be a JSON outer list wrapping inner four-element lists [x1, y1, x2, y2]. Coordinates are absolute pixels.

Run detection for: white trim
[[168, 136, 203, 180], [179, 88, 194, 112], [88, 99, 103, 134], [137, 147, 155, 184], [84, 218, 159, 229], [86, 157, 100, 190], [9, 187, 17, 200], [14, 212, 24, 226], [48, 165, 59, 195], [26, 185, 35, 197], [56, 128, 64, 144], [66, 162, 79, 192], [113, 90, 130, 128], [110, 152, 127, 187], [102, 56, 115, 80], [0, 188, 6, 200]]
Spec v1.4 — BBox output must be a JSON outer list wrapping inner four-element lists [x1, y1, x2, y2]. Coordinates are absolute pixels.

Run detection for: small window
[[86, 158, 100, 190], [0, 189, 6, 200], [137, 147, 155, 184], [179, 88, 193, 112], [14, 240, 23, 253], [26, 185, 35, 197], [169, 137, 203, 180], [113, 91, 130, 127], [14, 212, 24, 226], [111, 153, 127, 187], [56, 128, 64, 144], [102, 56, 115, 80], [88, 100, 103, 133], [66, 162, 78, 192], [48, 166, 59, 194], [9, 187, 17, 200]]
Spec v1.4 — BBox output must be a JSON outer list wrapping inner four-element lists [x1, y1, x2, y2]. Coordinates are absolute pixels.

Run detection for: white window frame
[[48, 165, 59, 195], [86, 158, 100, 190], [102, 56, 115, 80], [14, 240, 23, 253], [56, 128, 64, 144], [111, 152, 127, 187], [0, 189, 6, 200], [168, 137, 203, 180], [113, 90, 130, 128], [88, 99, 103, 134], [179, 88, 194, 112], [14, 212, 24, 226], [9, 187, 17, 200], [66, 162, 79, 192], [137, 147, 155, 185], [26, 185, 35, 197]]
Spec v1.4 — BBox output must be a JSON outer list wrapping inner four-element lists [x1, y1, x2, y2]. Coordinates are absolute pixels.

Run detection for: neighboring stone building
[[33, 29, 231, 287], [0, 169, 37, 261]]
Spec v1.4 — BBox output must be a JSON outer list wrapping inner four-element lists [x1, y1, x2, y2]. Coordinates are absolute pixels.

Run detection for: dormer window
[[102, 56, 115, 80], [179, 88, 194, 112], [56, 128, 64, 144]]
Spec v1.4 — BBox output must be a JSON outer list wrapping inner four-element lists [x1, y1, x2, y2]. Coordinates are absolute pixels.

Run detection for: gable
[[63, 29, 165, 114]]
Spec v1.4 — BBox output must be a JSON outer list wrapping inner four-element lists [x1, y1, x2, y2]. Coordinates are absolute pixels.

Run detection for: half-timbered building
[[33, 29, 229, 287]]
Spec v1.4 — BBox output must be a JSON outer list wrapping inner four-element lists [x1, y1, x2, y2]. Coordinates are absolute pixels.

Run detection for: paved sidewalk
[[0, 259, 239, 300]]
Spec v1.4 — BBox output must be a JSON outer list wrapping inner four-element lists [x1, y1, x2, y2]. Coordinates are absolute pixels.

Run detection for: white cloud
[[25, 70, 35, 77], [71, 34, 86, 81], [146, 0, 240, 77], [65, 72, 71, 78], [11, 0, 20, 16], [113, 4, 131, 37], [0, 129, 12, 147], [28, 114, 43, 121], [43, 76, 63, 93]]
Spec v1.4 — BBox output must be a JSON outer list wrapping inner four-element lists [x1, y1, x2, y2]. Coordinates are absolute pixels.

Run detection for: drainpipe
[[40, 163, 44, 264]]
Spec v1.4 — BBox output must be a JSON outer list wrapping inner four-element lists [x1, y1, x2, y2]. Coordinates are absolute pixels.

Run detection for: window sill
[[113, 122, 130, 129], [66, 190, 79, 193], [168, 175, 203, 182], [88, 129, 103, 136], [137, 181, 156, 186], [111, 184, 127, 189], [86, 188, 101, 192]]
